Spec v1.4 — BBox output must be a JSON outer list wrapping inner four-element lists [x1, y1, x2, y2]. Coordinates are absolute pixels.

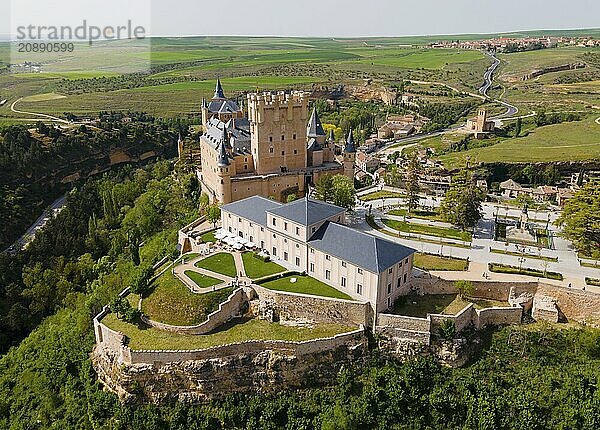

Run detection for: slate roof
[[266, 197, 345, 226], [344, 129, 356, 153], [221, 196, 282, 226], [207, 99, 241, 114], [307, 107, 326, 138], [307, 137, 322, 152], [216, 128, 230, 167], [308, 222, 416, 273]]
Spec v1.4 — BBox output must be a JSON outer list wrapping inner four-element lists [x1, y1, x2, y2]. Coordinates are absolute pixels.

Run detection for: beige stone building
[[199, 82, 355, 204], [221, 196, 415, 312], [466, 108, 495, 138]]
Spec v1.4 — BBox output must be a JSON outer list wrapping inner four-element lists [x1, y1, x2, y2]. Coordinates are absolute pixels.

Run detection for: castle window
[[310, 263, 314, 272], [404, 273, 408, 283], [284, 252, 288, 261], [272, 247, 277, 256], [238, 218, 241, 222], [325, 255, 331, 261], [249, 223, 253, 227], [269, 136, 273, 142], [284, 222, 288, 231], [388, 268, 393, 274], [244, 157, 248, 162], [341, 261, 346, 268], [387, 284, 392, 294], [261, 227, 264, 232], [281, 151, 285, 156], [281, 135, 285, 141], [244, 165, 248, 170], [357, 284, 363, 295], [325, 270, 330, 280], [272, 218, 276, 226], [294, 150, 298, 154], [296, 244, 299, 249], [228, 214, 231, 218], [341, 277, 346, 287], [358, 268, 363, 275], [293, 134, 297, 139], [269, 147, 274, 153], [397, 278, 401, 288], [310, 249, 315, 254], [295, 257, 300, 266], [296, 227, 299, 235]]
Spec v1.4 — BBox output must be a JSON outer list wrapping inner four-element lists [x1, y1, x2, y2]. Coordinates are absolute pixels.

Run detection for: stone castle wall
[[537, 283, 600, 327], [141, 288, 247, 335], [251, 285, 373, 326], [414, 276, 538, 301], [475, 306, 524, 329]]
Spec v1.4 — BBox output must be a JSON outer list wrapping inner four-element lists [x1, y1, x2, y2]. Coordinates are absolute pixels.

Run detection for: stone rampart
[[475, 306, 523, 329], [141, 288, 247, 335], [536, 283, 600, 327], [413, 276, 537, 301], [251, 285, 373, 326], [429, 304, 475, 334]]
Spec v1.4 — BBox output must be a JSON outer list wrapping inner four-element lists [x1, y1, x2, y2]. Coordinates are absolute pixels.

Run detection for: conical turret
[[213, 78, 225, 99], [344, 129, 356, 154], [217, 127, 230, 167]]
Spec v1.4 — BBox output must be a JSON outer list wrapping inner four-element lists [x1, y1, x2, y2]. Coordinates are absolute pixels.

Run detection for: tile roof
[[221, 196, 282, 226], [266, 197, 345, 226], [308, 222, 416, 273]]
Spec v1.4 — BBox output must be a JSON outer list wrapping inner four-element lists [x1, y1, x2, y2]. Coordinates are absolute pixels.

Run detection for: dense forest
[[0, 115, 185, 250], [0, 156, 599, 429]]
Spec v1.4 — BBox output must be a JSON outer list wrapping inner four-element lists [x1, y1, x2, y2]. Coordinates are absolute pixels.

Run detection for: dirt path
[[10, 98, 70, 124]]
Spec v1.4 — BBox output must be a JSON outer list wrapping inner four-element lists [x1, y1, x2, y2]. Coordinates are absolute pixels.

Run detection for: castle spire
[[213, 78, 225, 99], [344, 129, 356, 154], [201, 97, 207, 109], [307, 106, 326, 138], [328, 129, 335, 143], [217, 127, 230, 167]]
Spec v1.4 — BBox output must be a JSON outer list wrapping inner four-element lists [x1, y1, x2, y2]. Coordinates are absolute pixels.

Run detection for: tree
[[514, 117, 522, 138], [514, 193, 535, 209], [198, 192, 210, 214], [556, 181, 600, 258], [130, 264, 153, 296], [384, 165, 402, 188], [440, 169, 484, 230], [128, 228, 141, 266], [404, 155, 421, 213], [439, 319, 456, 340], [331, 175, 356, 209], [206, 203, 221, 227], [314, 175, 335, 202], [454, 279, 474, 299], [286, 193, 298, 203]]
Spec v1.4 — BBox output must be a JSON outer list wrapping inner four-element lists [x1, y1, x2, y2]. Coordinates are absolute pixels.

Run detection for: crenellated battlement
[[247, 90, 306, 108]]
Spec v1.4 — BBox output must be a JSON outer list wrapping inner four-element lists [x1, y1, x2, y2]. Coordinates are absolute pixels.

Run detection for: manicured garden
[[359, 191, 407, 201], [490, 248, 558, 262], [141, 272, 234, 326], [184, 270, 222, 288], [382, 218, 472, 242], [259, 274, 353, 300], [488, 263, 563, 280], [413, 253, 469, 271], [387, 208, 444, 222], [195, 252, 237, 277], [242, 252, 285, 279], [393, 293, 510, 318], [585, 278, 600, 287], [200, 230, 217, 243], [102, 316, 355, 350]]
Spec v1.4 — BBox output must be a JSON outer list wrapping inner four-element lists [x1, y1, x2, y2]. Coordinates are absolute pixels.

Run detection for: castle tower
[[201, 98, 209, 129], [247, 91, 308, 175], [307, 107, 326, 146], [476, 108, 488, 132], [215, 127, 232, 203], [343, 129, 356, 180]]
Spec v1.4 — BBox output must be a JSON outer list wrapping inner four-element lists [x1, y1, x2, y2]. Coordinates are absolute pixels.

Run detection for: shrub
[[439, 319, 456, 340], [454, 280, 474, 298]]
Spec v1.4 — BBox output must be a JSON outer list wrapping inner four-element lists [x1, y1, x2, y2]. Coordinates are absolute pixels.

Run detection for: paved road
[[5, 194, 67, 254], [478, 52, 519, 119]]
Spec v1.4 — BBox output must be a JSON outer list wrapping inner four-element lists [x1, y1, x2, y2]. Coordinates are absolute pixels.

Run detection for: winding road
[[10, 98, 70, 124]]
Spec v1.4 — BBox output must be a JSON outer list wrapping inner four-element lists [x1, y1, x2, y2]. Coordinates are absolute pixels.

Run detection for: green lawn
[[102, 316, 355, 350], [200, 230, 216, 243], [242, 252, 285, 280], [490, 248, 558, 262], [382, 219, 472, 242], [488, 263, 563, 281], [360, 191, 407, 201], [184, 270, 222, 288], [387, 208, 444, 222], [195, 252, 237, 278], [413, 253, 469, 271], [260, 275, 353, 300], [394, 294, 509, 318], [141, 272, 234, 326]]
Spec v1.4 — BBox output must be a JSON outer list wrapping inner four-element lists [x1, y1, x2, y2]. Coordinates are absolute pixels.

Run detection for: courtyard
[[393, 294, 510, 318]]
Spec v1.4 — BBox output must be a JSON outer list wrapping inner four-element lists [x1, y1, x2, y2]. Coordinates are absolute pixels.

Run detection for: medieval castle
[[198, 79, 355, 204]]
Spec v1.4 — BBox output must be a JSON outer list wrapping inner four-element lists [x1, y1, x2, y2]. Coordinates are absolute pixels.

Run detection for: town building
[[356, 151, 380, 173], [198, 82, 355, 204], [221, 195, 415, 312], [465, 108, 495, 139]]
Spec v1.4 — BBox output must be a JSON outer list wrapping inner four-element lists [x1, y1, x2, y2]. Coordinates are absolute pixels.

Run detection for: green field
[[439, 117, 600, 166], [242, 253, 286, 280], [413, 253, 469, 271]]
